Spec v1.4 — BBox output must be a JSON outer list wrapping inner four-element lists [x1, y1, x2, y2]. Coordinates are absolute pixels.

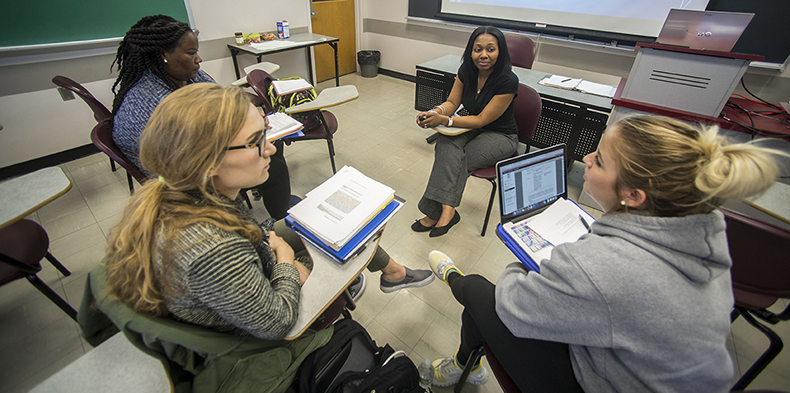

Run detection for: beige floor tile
[[48, 223, 106, 260], [373, 289, 440, 348]]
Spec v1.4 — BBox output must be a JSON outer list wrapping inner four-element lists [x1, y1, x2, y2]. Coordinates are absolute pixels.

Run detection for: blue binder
[[285, 198, 404, 264]]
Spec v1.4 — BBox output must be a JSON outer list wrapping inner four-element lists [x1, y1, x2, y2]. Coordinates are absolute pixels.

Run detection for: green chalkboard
[[0, 0, 190, 47]]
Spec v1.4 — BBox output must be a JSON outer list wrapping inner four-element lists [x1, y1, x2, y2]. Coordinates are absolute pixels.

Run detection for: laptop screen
[[497, 144, 567, 223], [656, 9, 754, 52]]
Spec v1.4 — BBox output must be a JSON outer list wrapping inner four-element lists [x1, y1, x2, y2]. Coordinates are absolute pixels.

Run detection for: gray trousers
[[275, 220, 390, 272], [419, 130, 518, 220]]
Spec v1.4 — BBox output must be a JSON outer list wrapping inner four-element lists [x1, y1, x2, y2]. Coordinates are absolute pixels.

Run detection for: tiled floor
[[2, 73, 789, 392]]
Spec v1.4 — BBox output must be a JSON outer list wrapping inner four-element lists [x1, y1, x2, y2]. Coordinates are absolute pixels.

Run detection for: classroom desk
[[0, 167, 71, 230], [745, 181, 790, 225], [285, 232, 380, 340], [228, 33, 340, 87], [415, 54, 613, 165]]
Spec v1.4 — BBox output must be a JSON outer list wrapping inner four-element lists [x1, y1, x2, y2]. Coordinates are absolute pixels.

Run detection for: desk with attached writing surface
[[0, 167, 71, 230]]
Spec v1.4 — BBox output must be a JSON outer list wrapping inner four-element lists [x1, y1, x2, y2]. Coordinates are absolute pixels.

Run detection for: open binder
[[285, 197, 404, 264]]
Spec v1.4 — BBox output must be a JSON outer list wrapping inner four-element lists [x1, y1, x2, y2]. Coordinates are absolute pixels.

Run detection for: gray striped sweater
[[157, 200, 302, 340]]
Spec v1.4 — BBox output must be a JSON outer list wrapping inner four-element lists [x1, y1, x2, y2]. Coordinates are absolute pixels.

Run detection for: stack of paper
[[287, 166, 396, 251], [271, 78, 313, 96], [266, 112, 303, 141], [538, 75, 582, 90]]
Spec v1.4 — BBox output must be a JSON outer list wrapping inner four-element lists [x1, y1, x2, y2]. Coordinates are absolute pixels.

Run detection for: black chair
[[0, 219, 77, 321], [90, 119, 147, 194], [470, 83, 542, 236], [721, 208, 790, 391]]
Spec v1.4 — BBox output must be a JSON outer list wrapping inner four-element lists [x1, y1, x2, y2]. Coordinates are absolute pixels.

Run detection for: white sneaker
[[431, 356, 489, 387], [428, 250, 463, 284]]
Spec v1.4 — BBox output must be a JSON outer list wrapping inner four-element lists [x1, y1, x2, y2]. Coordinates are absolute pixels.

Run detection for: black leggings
[[255, 140, 291, 220], [447, 273, 584, 393]]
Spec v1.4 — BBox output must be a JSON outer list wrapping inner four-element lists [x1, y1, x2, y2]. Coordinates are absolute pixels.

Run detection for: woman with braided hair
[[111, 15, 293, 220]]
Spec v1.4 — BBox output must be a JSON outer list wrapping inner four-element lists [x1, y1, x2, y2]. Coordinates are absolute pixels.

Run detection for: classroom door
[[311, 0, 356, 82]]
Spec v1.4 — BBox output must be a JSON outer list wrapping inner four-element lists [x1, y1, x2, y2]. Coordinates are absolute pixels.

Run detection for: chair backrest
[[721, 208, 790, 299], [504, 33, 536, 69], [90, 119, 147, 184], [246, 69, 276, 114], [52, 76, 111, 122], [513, 83, 541, 144]]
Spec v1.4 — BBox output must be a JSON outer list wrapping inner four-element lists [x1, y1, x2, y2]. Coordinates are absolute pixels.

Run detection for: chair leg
[[341, 288, 356, 311], [481, 178, 497, 237], [110, 159, 117, 172], [455, 346, 486, 393], [327, 139, 337, 174], [731, 307, 784, 391], [26, 275, 78, 321], [44, 252, 71, 277], [126, 172, 135, 194]]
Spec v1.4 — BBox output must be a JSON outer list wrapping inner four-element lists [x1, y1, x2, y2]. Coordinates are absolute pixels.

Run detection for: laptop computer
[[494, 144, 593, 272], [655, 9, 754, 52]]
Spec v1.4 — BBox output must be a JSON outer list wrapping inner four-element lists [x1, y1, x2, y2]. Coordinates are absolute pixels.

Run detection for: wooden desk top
[[285, 232, 379, 339], [0, 167, 71, 230], [285, 85, 359, 114]]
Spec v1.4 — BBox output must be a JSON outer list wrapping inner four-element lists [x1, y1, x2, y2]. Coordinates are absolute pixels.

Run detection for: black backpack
[[296, 319, 422, 393]]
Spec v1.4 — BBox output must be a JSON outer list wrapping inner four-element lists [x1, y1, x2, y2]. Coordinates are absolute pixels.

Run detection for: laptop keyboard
[[511, 221, 551, 252]]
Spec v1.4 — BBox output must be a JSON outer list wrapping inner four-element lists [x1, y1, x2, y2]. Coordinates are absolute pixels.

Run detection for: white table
[[285, 232, 379, 340], [0, 167, 71, 230]]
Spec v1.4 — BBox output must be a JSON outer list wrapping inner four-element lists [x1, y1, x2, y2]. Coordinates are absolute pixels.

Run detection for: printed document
[[266, 112, 303, 141], [271, 78, 313, 96], [526, 198, 591, 247], [288, 166, 395, 249]]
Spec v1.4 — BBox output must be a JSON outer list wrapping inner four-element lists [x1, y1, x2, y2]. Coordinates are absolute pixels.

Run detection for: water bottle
[[418, 359, 433, 392]]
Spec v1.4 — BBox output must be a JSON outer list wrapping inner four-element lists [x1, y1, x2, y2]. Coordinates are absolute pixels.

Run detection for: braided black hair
[[111, 15, 192, 115]]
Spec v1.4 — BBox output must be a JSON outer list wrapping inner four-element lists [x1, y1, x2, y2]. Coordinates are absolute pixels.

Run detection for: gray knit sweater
[[496, 210, 734, 393], [157, 196, 303, 340]]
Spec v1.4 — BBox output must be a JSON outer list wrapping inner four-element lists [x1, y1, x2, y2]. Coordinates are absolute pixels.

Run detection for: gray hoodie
[[496, 210, 734, 393]]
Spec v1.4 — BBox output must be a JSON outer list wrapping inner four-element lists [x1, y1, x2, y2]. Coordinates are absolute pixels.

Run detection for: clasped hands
[[416, 109, 447, 129]]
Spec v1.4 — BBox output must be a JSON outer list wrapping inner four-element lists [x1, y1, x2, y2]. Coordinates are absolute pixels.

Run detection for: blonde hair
[[105, 83, 263, 315], [608, 115, 781, 217]]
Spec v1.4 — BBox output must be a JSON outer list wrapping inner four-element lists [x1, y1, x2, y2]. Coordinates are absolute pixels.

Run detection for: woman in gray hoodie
[[426, 115, 784, 392]]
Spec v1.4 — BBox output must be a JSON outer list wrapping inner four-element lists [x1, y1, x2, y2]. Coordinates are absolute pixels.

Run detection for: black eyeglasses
[[225, 130, 267, 157]]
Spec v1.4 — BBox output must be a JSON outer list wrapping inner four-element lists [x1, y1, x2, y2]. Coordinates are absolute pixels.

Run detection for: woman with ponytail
[[105, 83, 310, 339], [111, 15, 293, 220], [426, 115, 783, 392]]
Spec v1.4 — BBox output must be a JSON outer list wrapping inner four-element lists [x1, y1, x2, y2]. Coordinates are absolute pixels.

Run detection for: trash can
[[357, 50, 380, 78]]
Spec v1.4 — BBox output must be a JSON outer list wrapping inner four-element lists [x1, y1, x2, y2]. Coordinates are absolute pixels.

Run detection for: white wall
[[0, 0, 312, 169]]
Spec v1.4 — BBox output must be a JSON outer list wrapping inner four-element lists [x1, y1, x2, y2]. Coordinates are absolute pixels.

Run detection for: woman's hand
[[269, 231, 295, 266], [416, 110, 446, 129], [269, 231, 310, 285]]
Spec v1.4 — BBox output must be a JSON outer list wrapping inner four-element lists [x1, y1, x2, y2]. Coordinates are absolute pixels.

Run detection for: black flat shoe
[[429, 211, 461, 238], [411, 219, 435, 232]]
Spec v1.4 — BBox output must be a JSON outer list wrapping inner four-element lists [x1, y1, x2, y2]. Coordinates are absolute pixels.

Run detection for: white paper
[[265, 112, 303, 141], [288, 166, 395, 249], [271, 78, 313, 96], [538, 75, 582, 90], [576, 80, 617, 98], [527, 198, 592, 247], [249, 40, 305, 50]]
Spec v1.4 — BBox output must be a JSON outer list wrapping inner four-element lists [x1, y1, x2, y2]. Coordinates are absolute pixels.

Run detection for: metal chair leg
[[44, 252, 71, 277], [126, 172, 135, 194], [481, 178, 497, 237], [732, 306, 784, 390], [26, 275, 77, 321], [110, 159, 117, 172]]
